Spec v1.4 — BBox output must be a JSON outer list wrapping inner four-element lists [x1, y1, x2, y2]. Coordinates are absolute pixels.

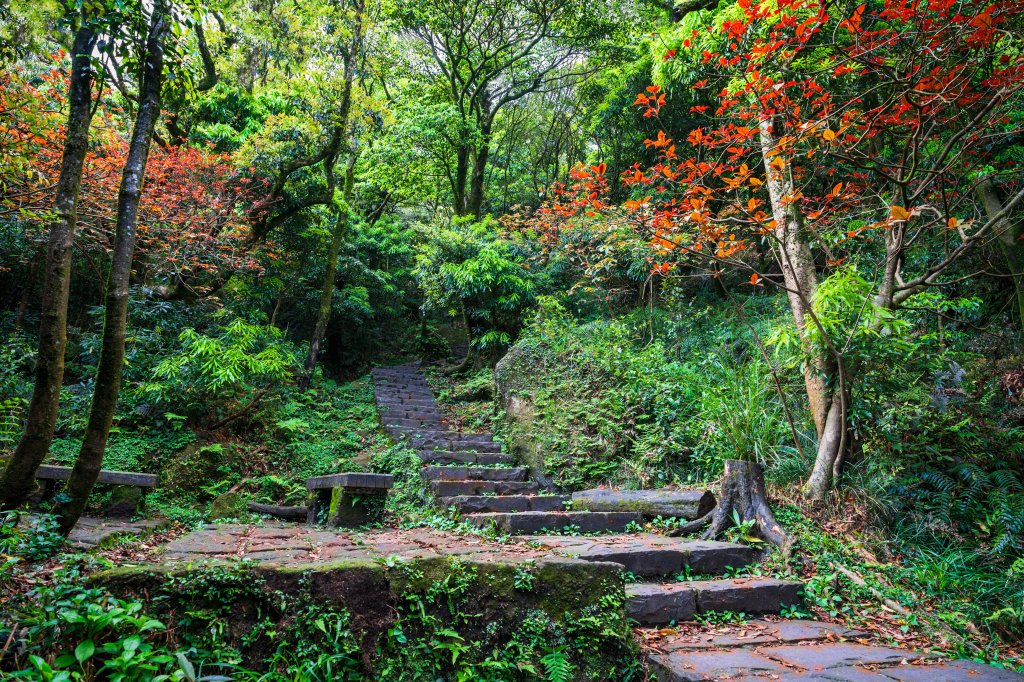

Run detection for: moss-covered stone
[[104, 485, 143, 517], [495, 344, 553, 487], [327, 486, 387, 527], [209, 491, 247, 520], [91, 552, 640, 679], [161, 443, 235, 500]]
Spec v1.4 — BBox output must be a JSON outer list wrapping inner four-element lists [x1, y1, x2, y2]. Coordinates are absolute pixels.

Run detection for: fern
[[541, 648, 574, 682], [915, 461, 1024, 558]]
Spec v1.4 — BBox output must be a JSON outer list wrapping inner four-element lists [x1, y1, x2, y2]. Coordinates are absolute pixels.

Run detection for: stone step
[[466, 511, 643, 534], [439, 494, 570, 513], [520, 535, 755, 577], [429, 479, 540, 497], [380, 410, 443, 421], [421, 466, 529, 482], [380, 388, 436, 396], [378, 395, 438, 405], [418, 451, 515, 466], [626, 578, 803, 624], [384, 425, 454, 439], [571, 488, 716, 520], [383, 417, 447, 429], [402, 436, 502, 452], [645, 640, 962, 682], [396, 428, 494, 441]]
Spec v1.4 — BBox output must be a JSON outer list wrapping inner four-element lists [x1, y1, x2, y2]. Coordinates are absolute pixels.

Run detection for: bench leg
[[307, 489, 332, 525], [39, 479, 57, 504]]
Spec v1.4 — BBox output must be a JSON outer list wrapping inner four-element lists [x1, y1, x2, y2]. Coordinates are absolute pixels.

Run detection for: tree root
[[669, 459, 791, 553]]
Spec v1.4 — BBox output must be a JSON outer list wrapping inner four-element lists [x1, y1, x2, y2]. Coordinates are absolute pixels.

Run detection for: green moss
[[209, 491, 248, 520]]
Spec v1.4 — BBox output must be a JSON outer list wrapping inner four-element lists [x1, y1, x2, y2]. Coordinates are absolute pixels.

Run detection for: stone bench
[[36, 464, 158, 517], [306, 472, 394, 527]]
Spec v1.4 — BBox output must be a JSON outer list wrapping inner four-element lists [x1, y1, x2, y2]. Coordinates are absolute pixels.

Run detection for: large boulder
[[494, 344, 553, 489], [209, 492, 248, 521]]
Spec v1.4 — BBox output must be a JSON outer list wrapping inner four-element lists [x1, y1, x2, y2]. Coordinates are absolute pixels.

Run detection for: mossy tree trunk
[[977, 176, 1024, 332], [759, 116, 846, 502], [56, 4, 169, 536], [0, 21, 99, 510], [301, 4, 363, 387]]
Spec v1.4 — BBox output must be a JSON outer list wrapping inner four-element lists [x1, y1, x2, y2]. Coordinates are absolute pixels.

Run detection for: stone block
[[572, 488, 716, 520]]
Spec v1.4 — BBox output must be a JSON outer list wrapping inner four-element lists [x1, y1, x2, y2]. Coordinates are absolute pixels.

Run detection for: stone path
[[21, 514, 169, 549], [644, 619, 1023, 681], [158, 522, 559, 565], [69, 518, 169, 549], [369, 361, 1023, 681], [372, 362, 801, 625]]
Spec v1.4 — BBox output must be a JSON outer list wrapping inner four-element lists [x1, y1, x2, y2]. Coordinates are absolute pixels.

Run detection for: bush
[[134, 314, 301, 425]]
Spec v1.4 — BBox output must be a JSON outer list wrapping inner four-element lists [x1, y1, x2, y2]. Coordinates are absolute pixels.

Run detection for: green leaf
[[75, 639, 95, 664]]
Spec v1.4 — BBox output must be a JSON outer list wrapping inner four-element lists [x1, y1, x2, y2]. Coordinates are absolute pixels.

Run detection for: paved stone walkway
[[68, 517, 169, 549], [20, 514, 169, 549], [159, 522, 555, 565], [644, 619, 1023, 680]]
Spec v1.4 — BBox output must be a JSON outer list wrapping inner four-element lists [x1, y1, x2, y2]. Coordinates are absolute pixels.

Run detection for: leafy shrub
[[1, 512, 64, 566], [135, 314, 301, 424], [11, 575, 184, 681], [497, 297, 796, 489], [416, 216, 537, 353]]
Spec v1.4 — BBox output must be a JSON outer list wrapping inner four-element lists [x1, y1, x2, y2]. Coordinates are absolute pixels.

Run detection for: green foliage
[[497, 295, 797, 489], [136, 314, 301, 423], [1, 512, 64, 565], [11, 571, 183, 681], [540, 647, 573, 682], [417, 217, 536, 351]]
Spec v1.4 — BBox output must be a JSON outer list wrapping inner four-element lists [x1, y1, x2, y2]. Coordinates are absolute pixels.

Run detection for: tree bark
[[977, 177, 1024, 331], [0, 22, 99, 510], [453, 143, 471, 215], [301, 8, 363, 387], [467, 109, 493, 219], [670, 459, 789, 549], [56, 5, 168, 535], [758, 117, 844, 501], [302, 157, 356, 386]]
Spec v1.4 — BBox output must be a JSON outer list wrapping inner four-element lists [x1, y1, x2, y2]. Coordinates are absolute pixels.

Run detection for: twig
[[832, 562, 910, 616]]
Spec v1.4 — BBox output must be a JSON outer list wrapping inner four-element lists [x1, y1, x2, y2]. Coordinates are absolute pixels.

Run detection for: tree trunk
[[453, 143, 471, 215], [0, 23, 99, 510], [467, 113, 492, 219], [301, 10, 362, 387], [302, 158, 356, 386], [670, 459, 789, 549], [758, 117, 845, 501], [56, 6, 168, 535], [977, 177, 1024, 331]]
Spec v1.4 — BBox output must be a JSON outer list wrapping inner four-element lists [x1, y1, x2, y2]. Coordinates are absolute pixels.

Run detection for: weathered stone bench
[[306, 472, 394, 527], [36, 464, 158, 517]]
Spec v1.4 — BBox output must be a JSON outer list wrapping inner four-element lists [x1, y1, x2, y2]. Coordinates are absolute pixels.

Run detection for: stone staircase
[[371, 361, 802, 627]]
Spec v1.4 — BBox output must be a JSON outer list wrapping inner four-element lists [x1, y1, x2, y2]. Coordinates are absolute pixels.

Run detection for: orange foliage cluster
[[0, 60, 266, 281], [522, 0, 1023, 283]]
